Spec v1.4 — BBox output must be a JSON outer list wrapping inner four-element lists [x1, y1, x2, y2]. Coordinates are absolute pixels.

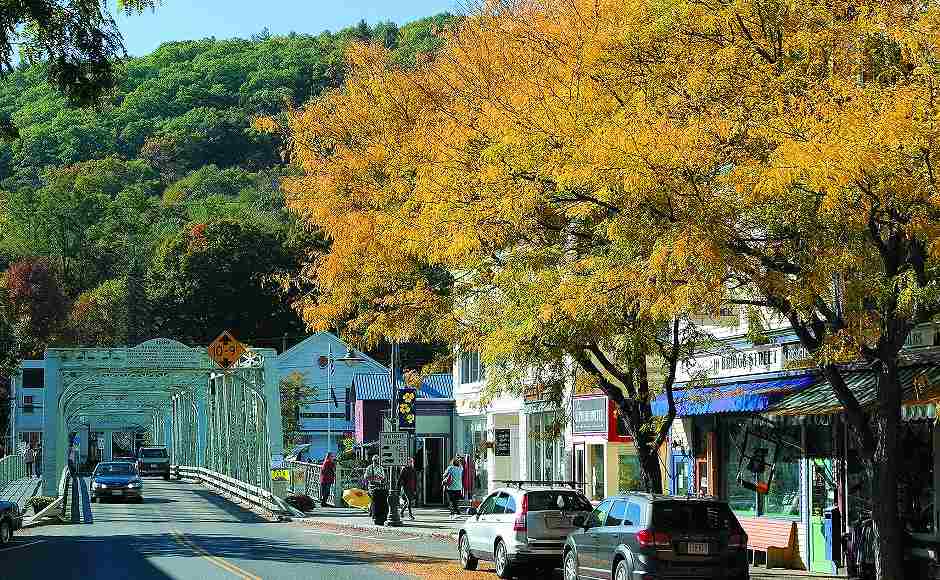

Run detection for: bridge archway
[[40, 338, 283, 496]]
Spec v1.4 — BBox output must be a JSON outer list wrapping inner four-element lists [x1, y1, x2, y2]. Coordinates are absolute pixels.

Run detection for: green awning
[[767, 365, 940, 416]]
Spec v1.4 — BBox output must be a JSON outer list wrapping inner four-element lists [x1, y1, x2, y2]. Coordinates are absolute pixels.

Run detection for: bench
[[738, 517, 804, 570]]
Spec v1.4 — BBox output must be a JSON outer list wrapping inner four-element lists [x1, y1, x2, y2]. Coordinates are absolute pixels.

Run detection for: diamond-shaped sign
[[207, 330, 247, 369]]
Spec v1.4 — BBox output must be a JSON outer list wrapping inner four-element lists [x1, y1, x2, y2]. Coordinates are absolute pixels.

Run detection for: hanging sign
[[572, 396, 608, 434], [398, 386, 417, 430], [494, 429, 511, 457], [207, 330, 247, 369]]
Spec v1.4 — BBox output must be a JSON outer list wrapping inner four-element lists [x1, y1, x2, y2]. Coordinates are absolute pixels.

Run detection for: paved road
[[0, 478, 484, 580]]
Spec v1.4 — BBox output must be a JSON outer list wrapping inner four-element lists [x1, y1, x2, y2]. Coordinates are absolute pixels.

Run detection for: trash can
[[372, 488, 389, 525], [824, 507, 842, 571]]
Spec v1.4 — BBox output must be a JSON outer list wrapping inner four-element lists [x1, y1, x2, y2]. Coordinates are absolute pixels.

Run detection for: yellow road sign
[[208, 330, 247, 369], [271, 469, 290, 481]]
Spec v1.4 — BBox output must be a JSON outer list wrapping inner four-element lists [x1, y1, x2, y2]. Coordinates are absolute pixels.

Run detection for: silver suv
[[458, 484, 593, 578], [136, 446, 170, 479]]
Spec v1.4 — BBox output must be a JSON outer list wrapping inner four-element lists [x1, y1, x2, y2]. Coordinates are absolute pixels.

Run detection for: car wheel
[[459, 534, 478, 570], [564, 550, 579, 580], [495, 539, 514, 579], [615, 559, 629, 580], [0, 520, 12, 545]]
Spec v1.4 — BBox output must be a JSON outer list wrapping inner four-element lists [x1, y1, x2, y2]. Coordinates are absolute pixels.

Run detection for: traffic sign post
[[379, 431, 409, 467], [208, 331, 247, 369]]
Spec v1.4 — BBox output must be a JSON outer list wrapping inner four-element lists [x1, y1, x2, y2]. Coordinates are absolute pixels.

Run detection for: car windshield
[[140, 448, 168, 458], [526, 491, 592, 511], [652, 502, 738, 531], [95, 463, 135, 476]]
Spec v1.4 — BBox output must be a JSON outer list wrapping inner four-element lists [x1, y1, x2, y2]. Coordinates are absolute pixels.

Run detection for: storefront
[[570, 392, 639, 500]]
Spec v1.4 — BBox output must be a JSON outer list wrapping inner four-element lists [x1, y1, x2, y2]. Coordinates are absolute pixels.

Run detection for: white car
[[458, 484, 594, 578]]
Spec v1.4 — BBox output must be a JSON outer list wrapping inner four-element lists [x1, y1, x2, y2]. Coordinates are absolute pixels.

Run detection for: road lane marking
[[303, 529, 420, 542], [170, 530, 262, 580], [0, 539, 47, 552]]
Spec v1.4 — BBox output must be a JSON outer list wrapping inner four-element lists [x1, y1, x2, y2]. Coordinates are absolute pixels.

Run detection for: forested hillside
[[0, 14, 455, 365]]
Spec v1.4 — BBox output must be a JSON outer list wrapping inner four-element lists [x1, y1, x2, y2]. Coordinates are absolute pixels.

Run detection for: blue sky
[[112, 1, 461, 57]]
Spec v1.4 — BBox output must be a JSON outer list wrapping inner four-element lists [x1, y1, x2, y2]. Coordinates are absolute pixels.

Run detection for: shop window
[[725, 420, 801, 519], [618, 454, 644, 493], [23, 395, 34, 414], [528, 412, 566, 482]]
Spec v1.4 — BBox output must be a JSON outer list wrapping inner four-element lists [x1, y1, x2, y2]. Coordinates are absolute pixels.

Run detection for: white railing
[[175, 465, 302, 518]]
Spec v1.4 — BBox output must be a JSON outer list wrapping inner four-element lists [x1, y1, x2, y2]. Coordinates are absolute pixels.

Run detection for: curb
[[297, 517, 460, 543]]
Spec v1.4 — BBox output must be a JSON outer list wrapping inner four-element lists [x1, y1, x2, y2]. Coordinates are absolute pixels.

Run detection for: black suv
[[563, 494, 749, 580]]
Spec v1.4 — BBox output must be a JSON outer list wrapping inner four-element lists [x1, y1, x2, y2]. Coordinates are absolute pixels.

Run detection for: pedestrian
[[24, 443, 35, 477], [35, 443, 42, 477], [67, 433, 78, 478], [363, 454, 389, 524], [399, 457, 417, 520], [442, 456, 464, 519], [320, 452, 336, 507]]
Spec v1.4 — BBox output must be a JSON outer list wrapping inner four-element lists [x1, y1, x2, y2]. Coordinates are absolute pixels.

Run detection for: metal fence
[[0, 454, 25, 492], [284, 460, 366, 506]]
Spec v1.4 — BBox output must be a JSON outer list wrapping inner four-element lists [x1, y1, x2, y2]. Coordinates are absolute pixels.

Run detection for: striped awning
[[352, 372, 454, 401], [768, 365, 940, 416], [651, 375, 814, 417]]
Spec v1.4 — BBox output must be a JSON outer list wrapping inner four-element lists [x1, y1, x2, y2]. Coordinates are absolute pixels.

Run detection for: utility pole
[[386, 340, 402, 527]]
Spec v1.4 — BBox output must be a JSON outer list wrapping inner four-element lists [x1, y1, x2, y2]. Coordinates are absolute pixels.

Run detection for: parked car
[[90, 461, 144, 503], [136, 446, 170, 479], [563, 494, 749, 580], [458, 485, 594, 578], [0, 499, 22, 545]]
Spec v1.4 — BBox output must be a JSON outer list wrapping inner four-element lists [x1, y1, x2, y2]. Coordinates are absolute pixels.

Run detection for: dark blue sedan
[[90, 461, 144, 503]]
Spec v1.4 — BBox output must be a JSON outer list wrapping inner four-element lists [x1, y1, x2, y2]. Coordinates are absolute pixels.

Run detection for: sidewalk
[[295, 505, 464, 541], [296, 505, 847, 579]]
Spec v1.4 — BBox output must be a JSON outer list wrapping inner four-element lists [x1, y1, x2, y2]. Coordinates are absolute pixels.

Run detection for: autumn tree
[[280, 371, 317, 448]]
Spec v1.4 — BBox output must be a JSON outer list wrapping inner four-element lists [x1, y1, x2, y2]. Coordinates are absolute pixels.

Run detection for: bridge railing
[[175, 465, 301, 518], [0, 454, 26, 492], [283, 459, 366, 507]]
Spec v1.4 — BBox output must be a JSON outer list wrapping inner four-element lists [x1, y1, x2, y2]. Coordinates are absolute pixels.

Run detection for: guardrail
[[283, 459, 366, 507], [174, 465, 302, 519], [0, 454, 26, 492]]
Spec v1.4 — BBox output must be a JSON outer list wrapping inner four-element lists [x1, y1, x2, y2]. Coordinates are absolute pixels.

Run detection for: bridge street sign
[[208, 330, 247, 369]]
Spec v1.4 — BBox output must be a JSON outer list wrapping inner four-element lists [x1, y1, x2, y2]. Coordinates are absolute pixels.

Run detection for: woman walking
[[442, 457, 464, 519]]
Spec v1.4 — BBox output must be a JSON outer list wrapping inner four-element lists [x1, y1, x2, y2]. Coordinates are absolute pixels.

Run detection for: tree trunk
[[614, 400, 665, 494], [872, 357, 904, 580]]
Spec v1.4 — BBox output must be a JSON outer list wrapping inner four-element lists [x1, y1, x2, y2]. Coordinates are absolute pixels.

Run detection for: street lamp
[[386, 340, 403, 527]]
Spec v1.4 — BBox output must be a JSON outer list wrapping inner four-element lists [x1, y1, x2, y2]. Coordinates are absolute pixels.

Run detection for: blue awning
[[651, 375, 814, 417], [353, 372, 454, 400]]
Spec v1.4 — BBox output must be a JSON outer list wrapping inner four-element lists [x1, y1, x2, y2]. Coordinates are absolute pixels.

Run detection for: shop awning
[[651, 375, 814, 417], [768, 365, 940, 416]]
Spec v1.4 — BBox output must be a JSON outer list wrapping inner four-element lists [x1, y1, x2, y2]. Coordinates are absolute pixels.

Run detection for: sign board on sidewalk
[[379, 431, 409, 467], [494, 429, 511, 457], [271, 469, 290, 482], [207, 330, 247, 369]]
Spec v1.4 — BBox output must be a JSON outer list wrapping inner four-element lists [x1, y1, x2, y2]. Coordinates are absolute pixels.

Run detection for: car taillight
[[636, 529, 671, 548], [729, 531, 747, 549], [513, 495, 528, 532]]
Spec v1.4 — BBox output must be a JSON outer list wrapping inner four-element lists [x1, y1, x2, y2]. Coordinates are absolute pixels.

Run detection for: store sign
[[573, 396, 608, 434], [494, 429, 512, 456]]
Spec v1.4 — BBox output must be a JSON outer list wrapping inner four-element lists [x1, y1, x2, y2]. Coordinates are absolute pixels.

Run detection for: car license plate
[[112, 490, 123, 496], [687, 542, 709, 555], [546, 517, 570, 528]]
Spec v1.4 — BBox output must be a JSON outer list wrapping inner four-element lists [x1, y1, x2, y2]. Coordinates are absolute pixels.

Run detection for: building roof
[[276, 332, 386, 372], [352, 372, 454, 401]]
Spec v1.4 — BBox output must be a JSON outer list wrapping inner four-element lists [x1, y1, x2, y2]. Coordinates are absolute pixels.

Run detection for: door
[[574, 445, 586, 497], [810, 458, 837, 573], [422, 437, 445, 505], [671, 453, 694, 496], [469, 492, 500, 555], [593, 500, 628, 578], [580, 499, 613, 576]]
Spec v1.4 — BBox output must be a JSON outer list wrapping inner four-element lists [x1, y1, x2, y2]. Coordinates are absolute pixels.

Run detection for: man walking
[[320, 452, 336, 507], [363, 454, 388, 525], [399, 457, 417, 520]]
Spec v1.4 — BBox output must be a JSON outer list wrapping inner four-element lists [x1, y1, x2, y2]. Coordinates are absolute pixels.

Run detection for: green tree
[[279, 371, 317, 448]]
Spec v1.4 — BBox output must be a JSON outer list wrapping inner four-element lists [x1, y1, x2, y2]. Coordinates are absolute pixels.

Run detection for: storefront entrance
[[416, 436, 446, 506], [809, 458, 837, 573], [671, 453, 693, 496]]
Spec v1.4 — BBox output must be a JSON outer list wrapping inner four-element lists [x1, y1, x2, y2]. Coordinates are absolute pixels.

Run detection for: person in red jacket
[[320, 452, 336, 507]]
